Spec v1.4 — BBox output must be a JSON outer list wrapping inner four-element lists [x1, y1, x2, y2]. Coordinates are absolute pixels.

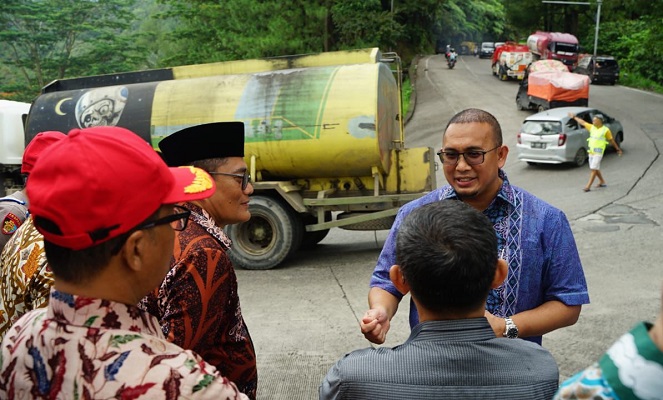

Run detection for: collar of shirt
[[47, 288, 164, 337], [407, 318, 497, 343], [182, 202, 232, 249], [439, 168, 516, 209]]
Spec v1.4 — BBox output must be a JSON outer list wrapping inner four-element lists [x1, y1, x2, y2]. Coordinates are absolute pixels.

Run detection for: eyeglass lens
[[171, 206, 189, 231], [438, 151, 486, 165]]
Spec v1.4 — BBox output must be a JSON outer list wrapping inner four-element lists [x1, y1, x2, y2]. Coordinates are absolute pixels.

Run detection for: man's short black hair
[[396, 200, 498, 313], [444, 108, 503, 146]]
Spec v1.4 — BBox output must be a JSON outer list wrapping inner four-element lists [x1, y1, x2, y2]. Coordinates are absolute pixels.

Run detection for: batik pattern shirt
[[139, 203, 257, 399], [554, 322, 663, 400], [0, 217, 53, 341], [370, 169, 590, 344], [0, 289, 248, 399]]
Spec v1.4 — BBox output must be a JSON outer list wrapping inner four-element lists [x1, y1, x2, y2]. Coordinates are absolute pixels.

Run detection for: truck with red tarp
[[491, 42, 532, 81], [516, 59, 590, 112], [527, 31, 579, 71]]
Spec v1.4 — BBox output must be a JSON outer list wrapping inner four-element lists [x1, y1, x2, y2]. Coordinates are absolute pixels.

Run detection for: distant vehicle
[[491, 42, 532, 81], [459, 41, 476, 55], [479, 42, 495, 59], [516, 60, 590, 112], [447, 51, 457, 69], [517, 107, 624, 167], [527, 31, 579, 70], [0, 100, 30, 195], [574, 54, 620, 85]]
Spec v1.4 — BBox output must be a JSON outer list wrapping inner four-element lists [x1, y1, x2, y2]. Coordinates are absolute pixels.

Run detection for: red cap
[[21, 131, 67, 174], [26, 126, 216, 250]]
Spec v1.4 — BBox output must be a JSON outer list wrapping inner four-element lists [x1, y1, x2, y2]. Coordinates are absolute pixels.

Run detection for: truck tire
[[225, 195, 302, 270], [300, 212, 331, 248]]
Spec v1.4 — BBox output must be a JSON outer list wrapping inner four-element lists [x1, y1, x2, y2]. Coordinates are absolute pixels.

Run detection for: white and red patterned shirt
[[0, 289, 248, 400]]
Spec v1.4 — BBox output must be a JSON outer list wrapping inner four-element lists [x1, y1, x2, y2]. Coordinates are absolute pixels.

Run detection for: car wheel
[[573, 148, 588, 167], [526, 162, 539, 166], [516, 96, 526, 111]]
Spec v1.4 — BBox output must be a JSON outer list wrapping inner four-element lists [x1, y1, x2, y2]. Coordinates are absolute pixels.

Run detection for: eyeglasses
[[208, 170, 251, 190], [134, 206, 191, 232], [436, 145, 501, 166]]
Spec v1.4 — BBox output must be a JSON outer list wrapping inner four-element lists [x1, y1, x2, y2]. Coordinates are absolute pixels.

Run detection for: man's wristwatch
[[503, 317, 519, 339]]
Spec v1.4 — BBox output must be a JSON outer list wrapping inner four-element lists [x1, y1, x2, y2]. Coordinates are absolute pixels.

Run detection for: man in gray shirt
[[320, 200, 559, 399]]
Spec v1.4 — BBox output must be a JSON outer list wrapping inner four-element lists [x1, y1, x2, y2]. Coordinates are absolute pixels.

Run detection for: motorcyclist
[[448, 48, 458, 67]]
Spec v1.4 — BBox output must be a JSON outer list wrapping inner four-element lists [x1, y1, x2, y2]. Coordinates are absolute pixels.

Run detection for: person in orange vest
[[569, 113, 623, 192]]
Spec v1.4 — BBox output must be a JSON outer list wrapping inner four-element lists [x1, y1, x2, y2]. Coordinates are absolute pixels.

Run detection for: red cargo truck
[[527, 31, 579, 71]]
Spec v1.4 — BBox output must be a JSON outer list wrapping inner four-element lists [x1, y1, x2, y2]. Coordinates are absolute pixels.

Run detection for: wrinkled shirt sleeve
[[540, 208, 590, 306]]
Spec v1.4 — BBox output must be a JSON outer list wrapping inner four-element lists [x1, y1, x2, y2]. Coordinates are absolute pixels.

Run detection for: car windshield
[[522, 121, 563, 135], [596, 59, 618, 68]]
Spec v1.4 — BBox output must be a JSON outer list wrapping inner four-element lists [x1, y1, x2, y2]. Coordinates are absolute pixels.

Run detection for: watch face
[[506, 327, 518, 339]]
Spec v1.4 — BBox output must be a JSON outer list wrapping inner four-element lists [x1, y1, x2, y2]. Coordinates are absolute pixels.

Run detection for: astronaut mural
[[75, 86, 128, 128], [25, 81, 162, 145]]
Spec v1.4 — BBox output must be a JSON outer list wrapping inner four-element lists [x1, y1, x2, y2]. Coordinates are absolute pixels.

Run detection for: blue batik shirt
[[370, 169, 590, 345]]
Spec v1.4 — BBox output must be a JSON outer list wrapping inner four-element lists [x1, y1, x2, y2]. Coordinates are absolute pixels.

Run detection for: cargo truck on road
[[24, 48, 436, 270], [527, 31, 580, 71]]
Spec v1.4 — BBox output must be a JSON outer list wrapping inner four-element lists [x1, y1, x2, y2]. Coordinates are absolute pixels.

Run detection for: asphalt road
[[236, 54, 663, 399]]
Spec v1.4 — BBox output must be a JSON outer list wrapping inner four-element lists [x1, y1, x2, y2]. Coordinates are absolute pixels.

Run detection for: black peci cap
[[158, 121, 245, 167]]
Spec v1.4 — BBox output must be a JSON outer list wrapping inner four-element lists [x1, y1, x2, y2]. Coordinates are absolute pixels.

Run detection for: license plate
[[531, 142, 546, 149]]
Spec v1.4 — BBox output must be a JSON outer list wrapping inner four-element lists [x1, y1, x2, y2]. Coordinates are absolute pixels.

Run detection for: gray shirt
[[320, 318, 559, 400]]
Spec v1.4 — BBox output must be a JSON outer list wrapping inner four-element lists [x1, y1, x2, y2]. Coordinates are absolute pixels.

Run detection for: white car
[[517, 107, 624, 167]]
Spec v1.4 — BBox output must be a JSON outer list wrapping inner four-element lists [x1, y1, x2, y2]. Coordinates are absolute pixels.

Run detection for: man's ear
[[120, 230, 146, 273], [389, 265, 410, 295], [491, 258, 508, 289], [497, 145, 509, 168]]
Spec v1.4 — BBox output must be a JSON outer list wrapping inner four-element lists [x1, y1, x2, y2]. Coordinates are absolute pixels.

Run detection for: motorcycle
[[447, 53, 457, 69]]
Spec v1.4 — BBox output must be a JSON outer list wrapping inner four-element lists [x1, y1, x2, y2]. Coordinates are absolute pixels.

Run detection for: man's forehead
[[443, 122, 494, 145]]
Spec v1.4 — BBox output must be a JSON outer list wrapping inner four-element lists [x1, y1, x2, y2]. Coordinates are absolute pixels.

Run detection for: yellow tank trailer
[[25, 48, 436, 269]]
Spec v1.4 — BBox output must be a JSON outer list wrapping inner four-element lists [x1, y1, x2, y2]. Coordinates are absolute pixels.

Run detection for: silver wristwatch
[[504, 317, 519, 339]]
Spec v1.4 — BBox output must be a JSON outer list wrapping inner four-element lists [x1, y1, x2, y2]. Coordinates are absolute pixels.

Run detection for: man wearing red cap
[[0, 126, 248, 399], [0, 131, 65, 252], [140, 121, 257, 399], [0, 131, 66, 340]]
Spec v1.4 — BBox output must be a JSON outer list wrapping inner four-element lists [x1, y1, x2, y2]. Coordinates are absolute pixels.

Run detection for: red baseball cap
[[21, 131, 67, 174], [27, 126, 216, 250]]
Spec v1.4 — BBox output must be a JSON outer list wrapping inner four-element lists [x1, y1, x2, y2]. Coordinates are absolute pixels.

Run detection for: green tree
[[0, 0, 141, 100]]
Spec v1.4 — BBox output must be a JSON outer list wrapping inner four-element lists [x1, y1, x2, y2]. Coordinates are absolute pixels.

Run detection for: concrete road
[[236, 54, 663, 399]]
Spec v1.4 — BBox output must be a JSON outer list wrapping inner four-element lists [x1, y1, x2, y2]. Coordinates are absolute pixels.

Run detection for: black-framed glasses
[[436, 145, 501, 166], [208, 170, 251, 190], [134, 206, 191, 232]]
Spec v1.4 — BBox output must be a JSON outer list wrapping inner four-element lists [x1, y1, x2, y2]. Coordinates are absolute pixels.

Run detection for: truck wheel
[[225, 195, 302, 270], [300, 212, 331, 248], [537, 104, 547, 113], [516, 96, 526, 111]]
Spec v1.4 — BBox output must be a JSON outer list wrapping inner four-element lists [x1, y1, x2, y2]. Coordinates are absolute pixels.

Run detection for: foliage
[[502, 0, 663, 87], [0, 0, 661, 102], [0, 0, 142, 100], [402, 77, 412, 118]]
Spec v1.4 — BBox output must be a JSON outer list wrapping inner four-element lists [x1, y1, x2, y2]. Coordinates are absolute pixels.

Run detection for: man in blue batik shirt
[[361, 108, 590, 346]]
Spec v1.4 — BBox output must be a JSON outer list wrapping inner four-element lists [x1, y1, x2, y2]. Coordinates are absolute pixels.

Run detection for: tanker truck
[[0, 100, 31, 196], [24, 48, 436, 270], [527, 31, 579, 70]]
